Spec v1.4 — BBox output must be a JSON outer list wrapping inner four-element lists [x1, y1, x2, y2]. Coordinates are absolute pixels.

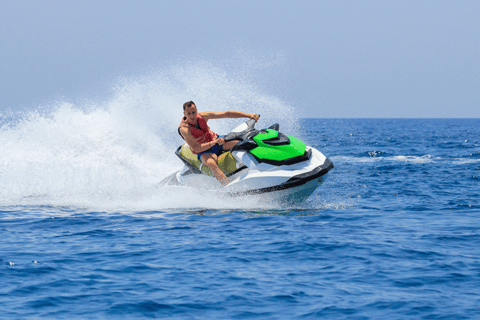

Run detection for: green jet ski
[[162, 119, 334, 203]]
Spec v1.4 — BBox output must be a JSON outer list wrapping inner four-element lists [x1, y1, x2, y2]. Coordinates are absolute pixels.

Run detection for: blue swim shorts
[[197, 135, 225, 161]]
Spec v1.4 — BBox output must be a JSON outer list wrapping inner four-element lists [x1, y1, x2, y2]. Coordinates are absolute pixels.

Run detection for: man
[[178, 101, 260, 186]]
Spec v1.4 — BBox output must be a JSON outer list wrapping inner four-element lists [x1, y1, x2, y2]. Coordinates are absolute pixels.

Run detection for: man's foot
[[220, 177, 230, 186]]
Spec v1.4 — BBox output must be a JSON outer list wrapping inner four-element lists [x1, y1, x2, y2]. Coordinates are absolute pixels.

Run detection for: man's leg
[[200, 153, 229, 186]]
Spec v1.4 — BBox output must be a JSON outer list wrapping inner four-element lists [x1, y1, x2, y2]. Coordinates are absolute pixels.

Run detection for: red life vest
[[178, 113, 218, 154]]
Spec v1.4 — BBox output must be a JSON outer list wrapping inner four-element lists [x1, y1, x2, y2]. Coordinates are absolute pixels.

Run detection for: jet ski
[[161, 119, 334, 203]]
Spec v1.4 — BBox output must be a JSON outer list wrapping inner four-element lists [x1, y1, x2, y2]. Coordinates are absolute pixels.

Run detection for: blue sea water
[[2, 116, 479, 319]]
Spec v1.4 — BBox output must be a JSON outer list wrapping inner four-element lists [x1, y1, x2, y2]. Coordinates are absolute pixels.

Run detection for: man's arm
[[179, 127, 223, 154], [201, 111, 259, 122]]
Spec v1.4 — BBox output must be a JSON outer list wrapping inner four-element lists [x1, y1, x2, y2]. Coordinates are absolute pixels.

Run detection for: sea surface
[[1, 117, 480, 319]]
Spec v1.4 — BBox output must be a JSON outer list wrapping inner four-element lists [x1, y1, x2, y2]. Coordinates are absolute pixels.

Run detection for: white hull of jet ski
[[163, 146, 333, 204]]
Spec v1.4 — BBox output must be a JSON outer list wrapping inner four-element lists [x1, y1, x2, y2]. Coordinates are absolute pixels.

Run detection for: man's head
[[183, 101, 197, 122], [183, 101, 195, 111]]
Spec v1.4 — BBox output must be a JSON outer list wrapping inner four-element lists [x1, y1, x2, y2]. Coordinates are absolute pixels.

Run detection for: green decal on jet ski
[[251, 129, 306, 161], [254, 129, 279, 140]]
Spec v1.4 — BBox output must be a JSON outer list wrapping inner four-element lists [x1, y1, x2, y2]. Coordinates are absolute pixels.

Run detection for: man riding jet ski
[[162, 102, 334, 203], [178, 101, 260, 186]]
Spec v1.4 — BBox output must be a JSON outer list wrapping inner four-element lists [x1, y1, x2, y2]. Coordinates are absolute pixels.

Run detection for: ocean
[[1, 69, 479, 319], [2, 116, 479, 319]]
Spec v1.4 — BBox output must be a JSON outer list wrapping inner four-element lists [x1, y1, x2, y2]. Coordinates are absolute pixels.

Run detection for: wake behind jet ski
[[161, 119, 334, 203]]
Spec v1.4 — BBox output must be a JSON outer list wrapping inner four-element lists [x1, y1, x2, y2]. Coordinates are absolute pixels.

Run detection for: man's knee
[[201, 155, 218, 167], [206, 158, 217, 166]]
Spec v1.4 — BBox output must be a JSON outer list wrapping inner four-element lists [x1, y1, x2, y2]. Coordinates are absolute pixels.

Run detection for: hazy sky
[[1, 0, 479, 118]]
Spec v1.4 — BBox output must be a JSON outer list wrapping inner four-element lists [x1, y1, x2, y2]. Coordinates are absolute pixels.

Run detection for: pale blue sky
[[1, 0, 479, 118]]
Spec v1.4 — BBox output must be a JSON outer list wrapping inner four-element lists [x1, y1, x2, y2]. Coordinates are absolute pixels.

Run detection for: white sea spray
[[0, 61, 298, 210]]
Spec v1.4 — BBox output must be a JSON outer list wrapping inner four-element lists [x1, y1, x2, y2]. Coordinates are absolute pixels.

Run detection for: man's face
[[184, 104, 197, 122]]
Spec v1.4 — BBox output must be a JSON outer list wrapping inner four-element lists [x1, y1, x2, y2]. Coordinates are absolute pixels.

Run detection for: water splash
[[0, 60, 297, 209]]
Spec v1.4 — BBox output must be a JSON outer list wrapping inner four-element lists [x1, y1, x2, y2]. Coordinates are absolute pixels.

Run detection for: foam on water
[[453, 159, 480, 164], [0, 61, 297, 210], [331, 155, 438, 163]]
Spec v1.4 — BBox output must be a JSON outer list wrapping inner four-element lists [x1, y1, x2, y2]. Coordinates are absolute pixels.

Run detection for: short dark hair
[[183, 101, 195, 110]]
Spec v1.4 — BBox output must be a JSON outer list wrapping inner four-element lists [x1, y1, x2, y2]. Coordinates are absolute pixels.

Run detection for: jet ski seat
[[177, 143, 241, 177]]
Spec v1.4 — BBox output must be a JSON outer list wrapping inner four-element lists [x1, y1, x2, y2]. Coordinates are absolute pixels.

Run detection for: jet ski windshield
[[224, 119, 257, 142], [230, 119, 256, 133]]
